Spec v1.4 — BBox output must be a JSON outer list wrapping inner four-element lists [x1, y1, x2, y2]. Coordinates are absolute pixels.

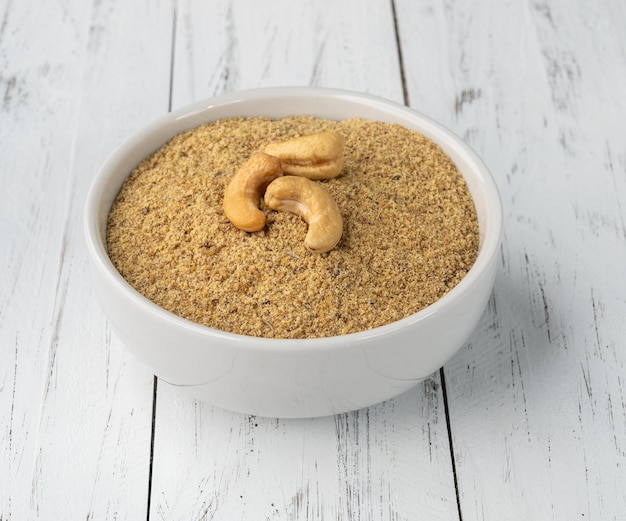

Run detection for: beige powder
[[106, 117, 479, 339]]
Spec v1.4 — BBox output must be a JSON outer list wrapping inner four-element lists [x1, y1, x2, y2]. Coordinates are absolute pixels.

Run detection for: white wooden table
[[2, 1, 625, 519]]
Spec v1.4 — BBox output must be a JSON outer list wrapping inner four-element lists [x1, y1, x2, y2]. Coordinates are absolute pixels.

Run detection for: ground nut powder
[[106, 117, 479, 339]]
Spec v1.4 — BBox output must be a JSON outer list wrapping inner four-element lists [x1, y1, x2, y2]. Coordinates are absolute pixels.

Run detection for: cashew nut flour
[[106, 116, 479, 339]]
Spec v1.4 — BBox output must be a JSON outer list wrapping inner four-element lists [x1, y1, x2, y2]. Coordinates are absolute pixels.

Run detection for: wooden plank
[[0, 1, 173, 518], [396, 0, 626, 519], [170, 0, 405, 109], [152, 385, 458, 520], [149, 0, 461, 519]]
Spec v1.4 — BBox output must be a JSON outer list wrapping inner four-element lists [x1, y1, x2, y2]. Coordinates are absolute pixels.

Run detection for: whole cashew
[[223, 153, 282, 232], [264, 176, 343, 253], [264, 131, 345, 180]]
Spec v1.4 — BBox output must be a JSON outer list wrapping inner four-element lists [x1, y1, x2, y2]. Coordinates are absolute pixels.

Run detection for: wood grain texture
[[149, 1, 460, 520], [396, 0, 626, 519], [170, 0, 406, 108], [152, 381, 458, 521], [0, 1, 172, 518]]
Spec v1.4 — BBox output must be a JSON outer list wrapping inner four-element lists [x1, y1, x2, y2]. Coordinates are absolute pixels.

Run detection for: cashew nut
[[223, 153, 282, 232], [264, 176, 343, 253], [264, 131, 345, 180]]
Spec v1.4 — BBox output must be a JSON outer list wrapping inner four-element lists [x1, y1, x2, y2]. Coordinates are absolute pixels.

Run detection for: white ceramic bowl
[[84, 87, 502, 418]]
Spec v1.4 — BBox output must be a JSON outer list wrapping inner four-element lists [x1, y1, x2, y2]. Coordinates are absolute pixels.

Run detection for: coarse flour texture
[[106, 117, 479, 339]]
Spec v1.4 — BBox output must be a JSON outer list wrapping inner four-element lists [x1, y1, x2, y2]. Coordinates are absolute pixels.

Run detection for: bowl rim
[[84, 86, 503, 351]]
